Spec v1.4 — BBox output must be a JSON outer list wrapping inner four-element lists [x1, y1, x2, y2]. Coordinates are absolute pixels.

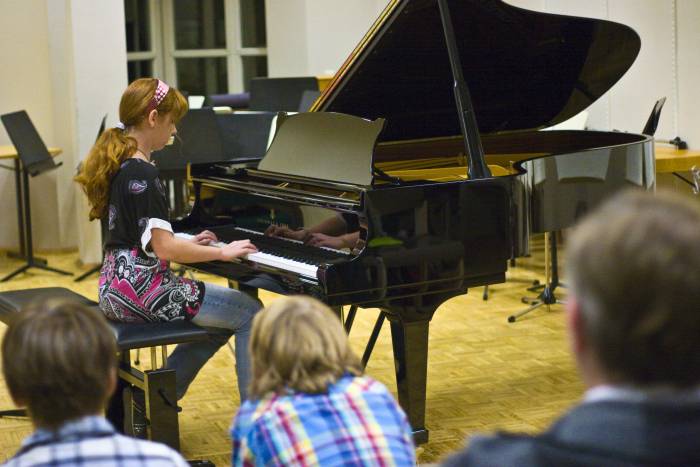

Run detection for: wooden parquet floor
[[0, 236, 583, 465]]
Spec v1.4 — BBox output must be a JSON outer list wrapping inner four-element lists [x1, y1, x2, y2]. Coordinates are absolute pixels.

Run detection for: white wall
[[0, 0, 126, 263], [67, 0, 128, 263], [267, 0, 698, 146], [266, 0, 389, 77], [0, 0, 57, 252], [304, 0, 388, 76], [506, 0, 694, 143], [265, 0, 310, 76]]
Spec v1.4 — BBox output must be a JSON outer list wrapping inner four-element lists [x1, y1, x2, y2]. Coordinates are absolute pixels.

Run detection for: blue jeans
[[165, 283, 261, 401]]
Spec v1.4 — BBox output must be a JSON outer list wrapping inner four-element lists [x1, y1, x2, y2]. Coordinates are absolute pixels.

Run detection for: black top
[[442, 399, 700, 467], [105, 158, 170, 252], [99, 158, 205, 323], [315, 0, 640, 141]]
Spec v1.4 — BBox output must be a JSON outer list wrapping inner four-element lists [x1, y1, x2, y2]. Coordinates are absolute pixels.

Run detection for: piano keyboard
[[175, 226, 350, 280]]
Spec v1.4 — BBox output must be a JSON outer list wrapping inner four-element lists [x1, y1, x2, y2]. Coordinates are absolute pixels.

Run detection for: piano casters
[[508, 232, 565, 323]]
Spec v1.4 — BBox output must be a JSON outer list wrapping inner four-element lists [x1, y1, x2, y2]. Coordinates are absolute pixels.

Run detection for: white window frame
[[125, 0, 164, 80], [159, 0, 267, 93]]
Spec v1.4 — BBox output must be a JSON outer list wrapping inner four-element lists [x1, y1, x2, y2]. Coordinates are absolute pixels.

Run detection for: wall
[[267, 0, 699, 146], [66, 0, 128, 263], [0, 0, 127, 264], [505, 0, 697, 144], [266, 0, 389, 77], [304, 0, 388, 76], [0, 0, 57, 252], [265, 0, 310, 76]]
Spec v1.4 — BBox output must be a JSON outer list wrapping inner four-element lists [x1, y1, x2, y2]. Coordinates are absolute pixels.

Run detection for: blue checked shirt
[[231, 375, 416, 466], [3, 416, 188, 467]]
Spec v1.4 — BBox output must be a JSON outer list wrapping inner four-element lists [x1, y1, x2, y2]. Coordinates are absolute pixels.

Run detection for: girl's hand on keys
[[193, 230, 218, 245], [219, 239, 258, 261]]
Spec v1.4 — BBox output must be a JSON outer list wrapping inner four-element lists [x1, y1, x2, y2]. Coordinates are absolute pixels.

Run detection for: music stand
[[216, 111, 278, 160], [152, 108, 225, 218], [1, 111, 72, 282]]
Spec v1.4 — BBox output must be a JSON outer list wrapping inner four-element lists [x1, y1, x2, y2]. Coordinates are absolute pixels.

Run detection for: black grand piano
[[173, 0, 654, 444]]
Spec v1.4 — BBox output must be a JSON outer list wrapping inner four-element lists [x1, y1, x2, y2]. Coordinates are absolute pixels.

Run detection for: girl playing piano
[[75, 78, 260, 402]]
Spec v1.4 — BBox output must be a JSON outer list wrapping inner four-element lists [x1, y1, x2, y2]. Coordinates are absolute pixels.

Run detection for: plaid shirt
[[231, 375, 416, 466], [3, 416, 188, 467]]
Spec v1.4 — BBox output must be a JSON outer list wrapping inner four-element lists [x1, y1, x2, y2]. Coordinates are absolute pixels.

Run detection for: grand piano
[[173, 0, 654, 444]]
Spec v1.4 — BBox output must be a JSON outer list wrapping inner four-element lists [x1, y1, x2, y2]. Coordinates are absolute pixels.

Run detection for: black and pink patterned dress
[[98, 158, 204, 322]]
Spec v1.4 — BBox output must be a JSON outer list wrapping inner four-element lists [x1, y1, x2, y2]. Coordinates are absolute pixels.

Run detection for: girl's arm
[[150, 229, 257, 263]]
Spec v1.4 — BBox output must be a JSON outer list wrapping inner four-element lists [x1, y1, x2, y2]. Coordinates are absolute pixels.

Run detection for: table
[[654, 145, 700, 173]]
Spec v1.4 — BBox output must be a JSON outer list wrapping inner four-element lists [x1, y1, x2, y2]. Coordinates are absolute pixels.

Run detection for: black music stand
[[1, 111, 72, 282], [508, 232, 564, 322], [153, 108, 225, 218]]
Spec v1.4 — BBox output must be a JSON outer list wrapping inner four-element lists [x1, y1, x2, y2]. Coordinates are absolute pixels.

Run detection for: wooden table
[[654, 145, 700, 173], [0, 145, 61, 160]]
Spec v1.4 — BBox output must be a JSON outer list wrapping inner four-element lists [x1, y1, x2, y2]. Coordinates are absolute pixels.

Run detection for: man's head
[[248, 296, 362, 399], [2, 299, 117, 429], [566, 189, 700, 388]]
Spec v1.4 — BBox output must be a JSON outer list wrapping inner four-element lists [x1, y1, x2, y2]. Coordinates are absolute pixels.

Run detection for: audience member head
[[565, 189, 700, 389], [2, 300, 118, 430], [248, 296, 362, 399], [75, 78, 187, 220]]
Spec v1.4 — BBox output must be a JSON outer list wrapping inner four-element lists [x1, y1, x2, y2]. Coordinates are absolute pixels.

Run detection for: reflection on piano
[[174, 0, 654, 444]]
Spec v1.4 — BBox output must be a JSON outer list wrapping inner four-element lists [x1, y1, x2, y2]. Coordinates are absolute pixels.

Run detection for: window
[[125, 0, 161, 83], [124, 0, 267, 95]]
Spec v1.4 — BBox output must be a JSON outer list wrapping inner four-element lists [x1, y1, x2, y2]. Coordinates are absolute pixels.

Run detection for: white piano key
[[174, 231, 319, 279]]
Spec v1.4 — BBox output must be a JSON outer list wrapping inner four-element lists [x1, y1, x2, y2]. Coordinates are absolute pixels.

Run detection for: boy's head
[[2, 300, 117, 429], [566, 189, 700, 388], [249, 296, 362, 399]]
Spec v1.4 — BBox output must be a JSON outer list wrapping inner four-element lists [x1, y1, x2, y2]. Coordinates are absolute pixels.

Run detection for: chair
[[249, 76, 319, 111], [206, 92, 250, 109], [0, 287, 210, 451], [1, 111, 72, 282], [298, 90, 321, 112]]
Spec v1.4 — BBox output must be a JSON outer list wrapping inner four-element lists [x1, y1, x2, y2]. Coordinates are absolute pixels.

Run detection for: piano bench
[[0, 287, 210, 451]]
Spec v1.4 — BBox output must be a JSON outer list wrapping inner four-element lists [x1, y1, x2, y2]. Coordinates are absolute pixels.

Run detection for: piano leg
[[388, 315, 429, 445]]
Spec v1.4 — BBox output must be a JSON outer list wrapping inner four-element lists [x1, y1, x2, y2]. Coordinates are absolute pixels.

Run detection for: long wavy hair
[[248, 296, 363, 399], [74, 78, 187, 220]]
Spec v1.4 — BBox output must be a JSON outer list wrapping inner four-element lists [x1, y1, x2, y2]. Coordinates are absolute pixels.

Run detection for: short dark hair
[[2, 299, 117, 429], [566, 189, 700, 387]]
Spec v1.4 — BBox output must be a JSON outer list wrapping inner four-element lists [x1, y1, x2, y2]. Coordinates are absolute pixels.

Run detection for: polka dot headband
[[148, 79, 170, 112]]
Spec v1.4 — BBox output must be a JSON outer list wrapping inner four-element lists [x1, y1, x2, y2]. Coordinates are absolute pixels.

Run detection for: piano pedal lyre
[[340, 305, 385, 369]]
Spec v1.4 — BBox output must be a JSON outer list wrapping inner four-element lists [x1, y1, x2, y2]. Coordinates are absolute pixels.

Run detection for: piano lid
[[312, 0, 641, 142]]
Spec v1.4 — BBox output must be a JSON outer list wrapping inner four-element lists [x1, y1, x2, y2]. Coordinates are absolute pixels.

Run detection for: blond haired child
[[231, 296, 415, 466]]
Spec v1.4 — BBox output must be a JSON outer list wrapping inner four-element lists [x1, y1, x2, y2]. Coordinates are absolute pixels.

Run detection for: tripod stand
[[1, 165, 72, 282], [508, 232, 565, 322]]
